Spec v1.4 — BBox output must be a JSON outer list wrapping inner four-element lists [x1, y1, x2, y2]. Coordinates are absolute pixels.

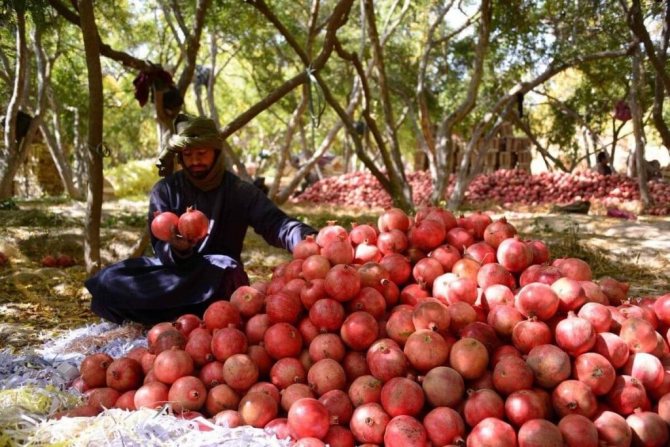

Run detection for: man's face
[[182, 147, 216, 178]]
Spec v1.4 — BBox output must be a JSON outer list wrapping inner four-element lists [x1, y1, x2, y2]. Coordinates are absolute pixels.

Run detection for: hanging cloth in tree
[[132, 68, 175, 107]]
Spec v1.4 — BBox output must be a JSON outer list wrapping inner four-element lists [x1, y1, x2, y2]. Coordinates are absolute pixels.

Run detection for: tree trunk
[[630, 45, 650, 206], [0, 4, 28, 199], [79, 0, 105, 275], [269, 94, 308, 200], [433, 0, 491, 206], [651, 0, 670, 151], [39, 122, 81, 199]]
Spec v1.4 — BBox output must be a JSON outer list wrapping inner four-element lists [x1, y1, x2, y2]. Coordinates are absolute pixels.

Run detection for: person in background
[[595, 151, 613, 176], [85, 115, 317, 325]]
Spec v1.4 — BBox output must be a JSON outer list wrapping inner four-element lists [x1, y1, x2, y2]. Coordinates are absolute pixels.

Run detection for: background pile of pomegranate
[[67, 207, 670, 447], [294, 169, 670, 215]]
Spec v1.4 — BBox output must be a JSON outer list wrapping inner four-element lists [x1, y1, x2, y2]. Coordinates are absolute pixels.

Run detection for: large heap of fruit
[[293, 170, 670, 215], [65, 207, 670, 446]]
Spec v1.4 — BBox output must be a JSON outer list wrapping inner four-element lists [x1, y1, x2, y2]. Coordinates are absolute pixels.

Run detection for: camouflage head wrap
[[167, 116, 223, 152], [165, 115, 226, 191]]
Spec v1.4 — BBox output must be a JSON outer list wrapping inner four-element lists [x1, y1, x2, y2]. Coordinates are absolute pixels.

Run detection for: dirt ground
[[1, 199, 669, 353]]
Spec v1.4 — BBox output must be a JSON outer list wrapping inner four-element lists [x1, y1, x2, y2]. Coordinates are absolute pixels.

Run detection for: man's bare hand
[[168, 225, 195, 253]]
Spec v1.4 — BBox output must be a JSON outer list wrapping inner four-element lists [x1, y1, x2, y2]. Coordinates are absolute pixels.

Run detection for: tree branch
[[176, 0, 211, 95], [47, 0, 154, 71], [220, 0, 353, 139]]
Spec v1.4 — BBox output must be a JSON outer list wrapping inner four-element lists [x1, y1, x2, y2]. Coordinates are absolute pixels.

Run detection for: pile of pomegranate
[[294, 169, 670, 215], [40, 253, 76, 268], [66, 207, 670, 447]]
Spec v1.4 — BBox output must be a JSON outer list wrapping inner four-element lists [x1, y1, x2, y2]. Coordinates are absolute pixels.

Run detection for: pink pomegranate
[[511, 318, 553, 354], [238, 391, 278, 428], [203, 300, 241, 331], [423, 407, 465, 446], [606, 375, 650, 415], [557, 414, 598, 447], [378, 208, 410, 233], [168, 376, 207, 412], [80, 353, 114, 388], [496, 236, 533, 273], [322, 426, 355, 447], [205, 384, 240, 416], [481, 284, 515, 309], [466, 417, 517, 447], [412, 300, 450, 333], [309, 333, 346, 362], [340, 311, 379, 351], [380, 377, 424, 417], [504, 389, 550, 427], [106, 357, 143, 392], [153, 348, 194, 384], [428, 244, 462, 272], [626, 409, 669, 447], [483, 217, 517, 249], [552, 257, 592, 281], [492, 355, 534, 395], [598, 276, 630, 305], [517, 419, 563, 447], [324, 264, 361, 302], [377, 229, 409, 255], [465, 241, 497, 265], [211, 326, 248, 362], [322, 236, 355, 265], [577, 302, 612, 333], [572, 352, 616, 396], [526, 239, 550, 264], [270, 357, 306, 390], [134, 381, 169, 409], [445, 227, 475, 252], [487, 304, 524, 339], [593, 331, 630, 368], [619, 317, 658, 354], [525, 344, 571, 389], [519, 264, 562, 287], [409, 218, 447, 251], [449, 337, 489, 380], [366, 338, 408, 383], [622, 352, 665, 390], [264, 322, 303, 360], [593, 410, 633, 447], [383, 415, 428, 447], [476, 263, 516, 290], [551, 277, 587, 312], [554, 312, 596, 356], [150, 211, 180, 241], [403, 330, 450, 373], [420, 366, 464, 408], [463, 388, 505, 427], [349, 402, 390, 445], [551, 379, 598, 418], [514, 282, 560, 320], [347, 374, 383, 407], [222, 354, 258, 393], [301, 255, 331, 281], [319, 389, 353, 425], [230, 286, 265, 318], [316, 221, 349, 248], [177, 207, 209, 242], [307, 358, 347, 396]]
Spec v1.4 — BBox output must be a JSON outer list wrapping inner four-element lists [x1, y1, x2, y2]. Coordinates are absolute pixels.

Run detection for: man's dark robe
[[86, 170, 316, 325]]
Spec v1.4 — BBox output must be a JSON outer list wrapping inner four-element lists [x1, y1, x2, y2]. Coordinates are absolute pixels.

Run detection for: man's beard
[[187, 165, 211, 179]]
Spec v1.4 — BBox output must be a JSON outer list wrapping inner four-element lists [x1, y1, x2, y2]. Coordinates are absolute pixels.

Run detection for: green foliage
[[104, 159, 160, 199]]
